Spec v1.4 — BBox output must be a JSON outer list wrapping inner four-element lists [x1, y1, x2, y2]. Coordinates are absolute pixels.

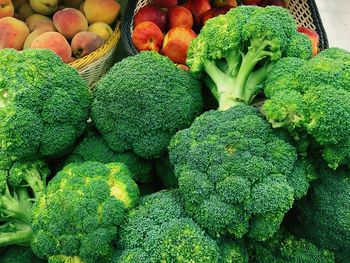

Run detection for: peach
[[132, 21, 163, 52], [29, 0, 58, 15], [0, 0, 14, 18], [183, 0, 211, 25], [0, 17, 29, 50], [25, 13, 50, 26], [87, 22, 113, 42], [84, 0, 120, 25], [17, 3, 33, 19], [30, 31, 71, 63], [62, 0, 83, 8], [29, 19, 55, 31], [53, 8, 88, 39], [134, 5, 167, 32], [71, 31, 104, 58], [23, 26, 52, 49], [13, 0, 27, 10], [162, 27, 196, 64], [168, 6, 193, 29]]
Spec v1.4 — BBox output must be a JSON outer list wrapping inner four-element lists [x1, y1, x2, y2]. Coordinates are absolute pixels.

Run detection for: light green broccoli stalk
[[0, 161, 48, 247], [65, 131, 153, 183], [169, 105, 316, 241], [249, 230, 335, 263], [0, 49, 91, 169], [187, 6, 312, 111], [0, 161, 140, 263], [115, 190, 248, 262], [296, 167, 350, 263], [91, 51, 203, 159], [262, 48, 350, 169]]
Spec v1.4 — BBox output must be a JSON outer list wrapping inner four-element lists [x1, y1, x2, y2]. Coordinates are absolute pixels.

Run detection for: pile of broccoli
[[0, 4, 349, 263]]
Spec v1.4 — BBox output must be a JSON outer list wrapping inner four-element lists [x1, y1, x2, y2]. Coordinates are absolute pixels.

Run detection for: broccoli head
[[65, 131, 153, 183], [30, 162, 140, 263], [0, 49, 91, 169], [0, 245, 45, 263], [187, 6, 311, 111], [297, 167, 350, 263], [91, 51, 203, 159], [249, 230, 335, 263], [117, 190, 248, 262], [169, 105, 315, 241], [262, 48, 350, 168]]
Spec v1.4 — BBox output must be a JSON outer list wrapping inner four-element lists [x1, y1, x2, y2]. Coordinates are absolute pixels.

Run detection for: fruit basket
[[121, 0, 328, 56], [69, 21, 121, 88]]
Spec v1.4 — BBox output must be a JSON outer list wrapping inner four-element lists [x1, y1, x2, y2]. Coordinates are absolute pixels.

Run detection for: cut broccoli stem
[[0, 187, 31, 224], [0, 222, 33, 247]]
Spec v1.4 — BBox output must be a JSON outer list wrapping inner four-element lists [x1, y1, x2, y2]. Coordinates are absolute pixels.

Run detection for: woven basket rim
[[69, 21, 121, 70], [121, 0, 328, 56]]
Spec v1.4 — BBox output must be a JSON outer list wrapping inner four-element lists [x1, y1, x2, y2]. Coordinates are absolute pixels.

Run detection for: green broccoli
[[0, 161, 140, 263], [65, 131, 153, 183], [169, 105, 316, 241], [0, 245, 45, 263], [296, 167, 350, 263], [249, 230, 335, 263], [0, 49, 91, 169], [91, 51, 203, 159], [187, 6, 311, 111], [116, 190, 248, 262], [262, 48, 350, 169]]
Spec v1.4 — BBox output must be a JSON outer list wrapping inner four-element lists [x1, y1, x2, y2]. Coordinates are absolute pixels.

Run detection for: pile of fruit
[[0, 3, 349, 263], [131, 0, 318, 66], [0, 0, 120, 63]]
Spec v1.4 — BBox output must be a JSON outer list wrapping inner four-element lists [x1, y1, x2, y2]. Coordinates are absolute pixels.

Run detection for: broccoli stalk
[[0, 162, 47, 247]]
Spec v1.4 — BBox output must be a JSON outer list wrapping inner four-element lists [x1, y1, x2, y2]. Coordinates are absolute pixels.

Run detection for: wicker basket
[[69, 21, 121, 88], [122, 0, 328, 56]]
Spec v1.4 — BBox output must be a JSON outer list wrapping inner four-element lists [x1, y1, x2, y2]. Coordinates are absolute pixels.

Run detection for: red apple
[[242, 0, 264, 5], [132, 21, 164, 52], [168, 6, 193, 29], [213, 0, 237, 8], [133, 4, 167, 32], [183, 0, 211, 25], [202, 5, 235, 26], [298, 26, 319, 56], [162, 27, 197, 64], [153, 0, 177, 9]]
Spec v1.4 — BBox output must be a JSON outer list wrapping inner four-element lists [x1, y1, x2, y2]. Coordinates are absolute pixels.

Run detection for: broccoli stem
[[0, 222, 33, 247]]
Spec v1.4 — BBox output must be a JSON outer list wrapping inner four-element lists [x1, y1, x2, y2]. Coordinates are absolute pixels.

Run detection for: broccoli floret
[[155, 154, 178, 188], [262, 48, 350, 168], [169, 105, 315, 241], [249, 230, 335, 263], [0, 49, 91, 169], [29, 162, 140, 263], [65, 131, 153, 183], [297, 168, 350, 262], [91, 51, 203, 159], [117, 190, 246, 262], [0, 161, 49, 248], [187, 6, 311, 111], [0, 245, 45, 263]]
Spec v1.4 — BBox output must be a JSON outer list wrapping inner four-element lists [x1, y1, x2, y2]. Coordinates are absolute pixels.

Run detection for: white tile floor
[[315, 0, 350, 50]]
